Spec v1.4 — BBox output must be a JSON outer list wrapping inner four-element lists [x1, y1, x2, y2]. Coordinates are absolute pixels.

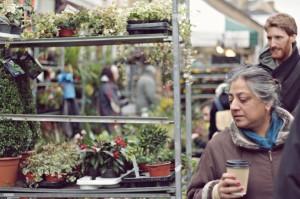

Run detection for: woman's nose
[[230, 100, 240, 110]]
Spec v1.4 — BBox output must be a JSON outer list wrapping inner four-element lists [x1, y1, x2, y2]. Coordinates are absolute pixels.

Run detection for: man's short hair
[[264, 13, 297, 36]]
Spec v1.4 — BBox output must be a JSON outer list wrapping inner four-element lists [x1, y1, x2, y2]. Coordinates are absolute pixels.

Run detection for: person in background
[[259, 13, 300, 113], [208, 83, 230, 139], [187, 65, 293, 199], [98, 65, 128, 134], [273, 101, 300, 198], [192, 100, 212, 157], [57, 65, 81, 138], [135, 65, 157, 116]]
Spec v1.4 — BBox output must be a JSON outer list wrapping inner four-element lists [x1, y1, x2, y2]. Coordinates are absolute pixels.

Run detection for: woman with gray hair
[[188, 65, 293, 199]]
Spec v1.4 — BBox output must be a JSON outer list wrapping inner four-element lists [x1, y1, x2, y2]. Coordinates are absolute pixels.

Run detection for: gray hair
[[226, 65, 281, 108]]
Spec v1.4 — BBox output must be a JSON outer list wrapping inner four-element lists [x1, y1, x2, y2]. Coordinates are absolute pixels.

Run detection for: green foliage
[[128, 0, 172, 23], [0, 0, 29, 27], [79, 133, 128, 176], [15, 52, 41, 150], [21, 142, 83, 183], [55, 11, 78, 30], [94, 6, 128, 36], [22, 12, 59, 39], [65, 47, 80, 68], [138, 124, 169, 163], [0, 61, 32, 157]]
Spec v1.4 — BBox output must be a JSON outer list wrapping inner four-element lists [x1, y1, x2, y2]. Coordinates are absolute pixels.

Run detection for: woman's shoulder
[[207, 128, 232, 147]]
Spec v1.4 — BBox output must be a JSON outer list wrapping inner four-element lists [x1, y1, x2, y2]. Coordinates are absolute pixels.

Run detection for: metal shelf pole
[[172, 0, 182, 198]]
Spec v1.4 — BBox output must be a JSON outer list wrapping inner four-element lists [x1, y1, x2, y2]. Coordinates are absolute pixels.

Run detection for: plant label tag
[[1, 58, 25, 77], [131, 155, 140, 177]]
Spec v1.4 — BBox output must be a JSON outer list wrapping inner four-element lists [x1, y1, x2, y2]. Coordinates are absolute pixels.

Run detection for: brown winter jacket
[[187, 107, 293, 199]]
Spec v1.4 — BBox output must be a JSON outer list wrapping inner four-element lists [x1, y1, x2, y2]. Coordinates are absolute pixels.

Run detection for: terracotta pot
[[147, 161, 171, 177], [25, 172, 35, 182], [45, 172, 64, 183], [58, 28, 75, 37], [0, 156, 21, 187], [17, 150, 35, 181]]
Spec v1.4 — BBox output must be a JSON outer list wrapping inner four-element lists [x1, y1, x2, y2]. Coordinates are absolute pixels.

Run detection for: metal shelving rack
[[0, 3, 183, 196], [0, 34, 172, 48]]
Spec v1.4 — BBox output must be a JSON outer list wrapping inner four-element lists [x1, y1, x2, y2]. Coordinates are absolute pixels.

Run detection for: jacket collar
[[259, 42, 298, 71], [229, 107, 293, 150]]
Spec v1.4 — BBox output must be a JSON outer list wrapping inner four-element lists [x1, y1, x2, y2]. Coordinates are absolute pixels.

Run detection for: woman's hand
[[218, 173, 244, 198]]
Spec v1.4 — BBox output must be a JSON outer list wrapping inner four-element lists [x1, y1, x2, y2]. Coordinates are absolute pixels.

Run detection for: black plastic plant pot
[[87, 167, 100, 180], [10, 25, 22, 35], [0, 24, 11, 33], [101, 169, 120, 178]]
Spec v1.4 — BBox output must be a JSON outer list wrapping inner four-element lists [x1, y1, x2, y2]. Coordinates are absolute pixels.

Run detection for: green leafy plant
[[55, 11, 78, 30], [21, 142, 83, 184], [0, 0, 17, 24], [138, 124, 169, 163], [86, 6, 128, 36], [12, 50, 41, 151], [127, 0, 172, 23], [0, 0, 32, 27], [22, 12, 59, 39], [0, 54, 32, 157], [80, 134, 128, 176]]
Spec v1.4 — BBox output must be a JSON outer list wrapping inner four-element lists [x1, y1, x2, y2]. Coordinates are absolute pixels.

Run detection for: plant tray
[[37, 180, 68, 188], [121, 171, 175, 188], [127, 22, 172, 35], [76, 169, 134, 189]]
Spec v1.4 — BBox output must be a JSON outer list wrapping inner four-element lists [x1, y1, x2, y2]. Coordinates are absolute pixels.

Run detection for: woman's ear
[[265, 103, 272, 112]]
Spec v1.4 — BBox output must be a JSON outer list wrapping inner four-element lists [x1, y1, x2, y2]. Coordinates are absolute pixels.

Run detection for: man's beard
[[271, 40, 292, 61]]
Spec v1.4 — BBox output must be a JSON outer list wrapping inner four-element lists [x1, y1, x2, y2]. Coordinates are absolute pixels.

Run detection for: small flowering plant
[[80, 134, 128, 176]]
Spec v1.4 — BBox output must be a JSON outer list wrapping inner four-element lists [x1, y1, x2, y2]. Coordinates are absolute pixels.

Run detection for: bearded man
[[259, 13, 300, 113]]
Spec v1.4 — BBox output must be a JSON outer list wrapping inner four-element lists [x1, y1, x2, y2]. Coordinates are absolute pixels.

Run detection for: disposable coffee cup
[[226, 160, 250, 196]]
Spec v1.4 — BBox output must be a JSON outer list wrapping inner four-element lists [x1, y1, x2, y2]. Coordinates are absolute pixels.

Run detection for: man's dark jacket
[[259, 42, 300, 113], [273, 102, 300, 198]]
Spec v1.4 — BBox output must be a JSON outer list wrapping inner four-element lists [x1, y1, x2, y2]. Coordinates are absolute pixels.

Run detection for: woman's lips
[[233, 115, 244, 120]]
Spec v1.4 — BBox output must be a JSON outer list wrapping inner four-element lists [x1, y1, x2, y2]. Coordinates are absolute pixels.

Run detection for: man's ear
[[291, 34, 297, 43]]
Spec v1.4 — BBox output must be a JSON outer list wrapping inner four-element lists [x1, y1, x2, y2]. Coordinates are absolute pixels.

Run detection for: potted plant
[[0, 16, 11, 33], [92, 6, 128, 36], [137, 124, 170, 177], [0, 50, 34, 187], [4, 49, 43, 181], [127, 0, 171, 23], [22, 12, 59, 39], [0, 0, 16, 33], [21, 142, 83, 186], [0, 0, 32, 35], [80, 133, 128, 179], [55, 11, 78, 37]]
